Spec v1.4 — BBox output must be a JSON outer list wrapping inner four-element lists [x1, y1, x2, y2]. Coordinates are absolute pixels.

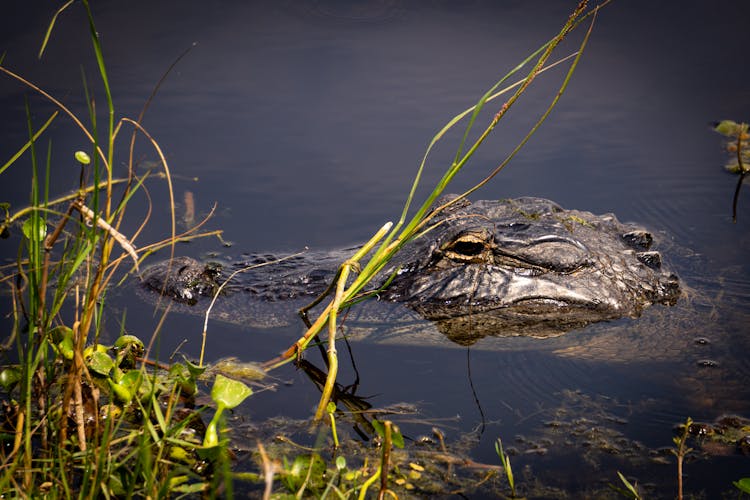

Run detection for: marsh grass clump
[[0, 1, 236, 496]]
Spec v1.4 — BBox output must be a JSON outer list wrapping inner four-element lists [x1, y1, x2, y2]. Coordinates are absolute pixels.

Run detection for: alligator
[[138, 195, 681, 347]]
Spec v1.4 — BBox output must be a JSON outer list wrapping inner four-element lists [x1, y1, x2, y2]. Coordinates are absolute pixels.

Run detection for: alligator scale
[[139, 196, 681, 346]]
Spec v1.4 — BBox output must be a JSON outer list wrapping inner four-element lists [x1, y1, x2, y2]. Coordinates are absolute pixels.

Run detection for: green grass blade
[[0, 111, 58, 175], [460, 7, 598, 201], [38, 0, 75, 59]]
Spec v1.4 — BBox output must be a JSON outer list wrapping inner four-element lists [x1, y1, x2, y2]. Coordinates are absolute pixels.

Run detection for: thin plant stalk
[[377, 420, 394, 500], [312, 222, 392, 420], [199, 251, 307, 367], [673, 417, 693, 500]]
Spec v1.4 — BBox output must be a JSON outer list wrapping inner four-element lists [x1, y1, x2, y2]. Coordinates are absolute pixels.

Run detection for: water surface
[[2, 1, 750, 497]]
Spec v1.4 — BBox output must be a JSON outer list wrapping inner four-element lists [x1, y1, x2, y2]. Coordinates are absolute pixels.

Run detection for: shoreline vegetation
[[3, 1, 745, 498]]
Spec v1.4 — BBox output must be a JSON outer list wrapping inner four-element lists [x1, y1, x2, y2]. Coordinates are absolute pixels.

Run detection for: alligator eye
[[451, 240, 485, 256], [443, 233, 491, 262]]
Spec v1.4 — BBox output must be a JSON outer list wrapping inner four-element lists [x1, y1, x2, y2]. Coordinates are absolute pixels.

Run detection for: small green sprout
[[496, 438, 517, 497]]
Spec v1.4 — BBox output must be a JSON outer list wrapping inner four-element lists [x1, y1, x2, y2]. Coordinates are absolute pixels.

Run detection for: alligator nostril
[[622, 230, 653, 250], [636, 251, 662, 269]]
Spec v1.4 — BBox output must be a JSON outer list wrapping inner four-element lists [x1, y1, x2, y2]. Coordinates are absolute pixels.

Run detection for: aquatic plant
[[714, 120, 750, 174], [714, 119, 749, 222], [0, 1, 228, 496], [735, 477, 750, 496], [671, 417, 699, 500], [495, 437, 519, 498]]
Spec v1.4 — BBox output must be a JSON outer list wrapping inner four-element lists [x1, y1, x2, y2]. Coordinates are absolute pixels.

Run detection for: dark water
[[2, 1, 750, 497]]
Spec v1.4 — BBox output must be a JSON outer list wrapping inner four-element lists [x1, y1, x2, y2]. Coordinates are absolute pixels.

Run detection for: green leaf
[[74, 150, 91, 165], [169, 363, 197, 396], [372, 418, 384, 438], [38, 0, 75, 59], [617, 471, 640, 498], [106, 472, 126, 497], [0, 366, 21, 391], [371, 419, 405, 449], [335, 455, 347, 471], [168, 475, 189, 489], [49, 325, 73, 343], [113, 334, 145, 368], [108, 378, 132, 403], [734, 478, 750, 494], [210, 374, 253, 410], [57, 333, 74, 361], [114, 334, 144, 351], [0, 111, 58, 176], [202, 374, 250, 448], [391, 424, 405, 448], [714, 120, 740, 136], [171, 482, 206, 494], [22, 215, 46, 242], [109, 370, 143, 403], [50, 326, 75, 360], [87, 350, 114, 376], [496, 438, 514, 493], [185, 358, 207, 378], [169, 446, 193, 464]]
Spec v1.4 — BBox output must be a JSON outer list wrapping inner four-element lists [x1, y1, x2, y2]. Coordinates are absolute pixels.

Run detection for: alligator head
[[381, 195, 681, 344]]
